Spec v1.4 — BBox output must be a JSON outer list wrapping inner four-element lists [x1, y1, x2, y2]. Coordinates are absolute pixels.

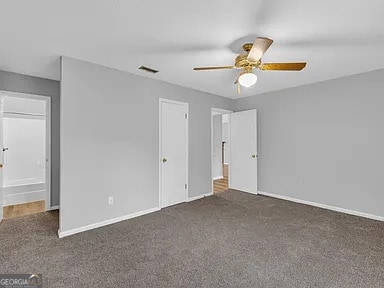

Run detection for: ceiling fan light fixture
[[238, 71, 257, 87], [192, 37, 307, 92]]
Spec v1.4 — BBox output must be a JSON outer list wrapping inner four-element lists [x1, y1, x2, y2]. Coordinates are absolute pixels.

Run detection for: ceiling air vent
[[138, 65, 159, 74]]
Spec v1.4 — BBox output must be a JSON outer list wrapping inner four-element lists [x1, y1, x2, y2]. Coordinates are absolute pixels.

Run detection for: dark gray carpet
[[1, 190, 383, 287]]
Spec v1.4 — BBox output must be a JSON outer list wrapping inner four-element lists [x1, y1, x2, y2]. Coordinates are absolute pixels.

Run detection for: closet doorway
[[0, 91, 51, 220]]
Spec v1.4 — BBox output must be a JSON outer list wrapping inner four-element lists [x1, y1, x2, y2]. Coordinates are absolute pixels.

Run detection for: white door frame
[[211, 108, 233, 193], [159, 98, 189, 208], [0, 90, 52, 211]]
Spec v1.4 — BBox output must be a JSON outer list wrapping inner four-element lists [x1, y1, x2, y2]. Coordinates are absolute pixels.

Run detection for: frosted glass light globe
[[238, 72, 257, 87]]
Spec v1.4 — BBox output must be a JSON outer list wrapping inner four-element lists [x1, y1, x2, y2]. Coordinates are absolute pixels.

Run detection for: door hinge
[[185, 113, 188, 119], [185, 184, 187, 190]]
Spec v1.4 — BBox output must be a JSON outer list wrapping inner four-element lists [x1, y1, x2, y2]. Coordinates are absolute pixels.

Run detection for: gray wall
[[0, 70, 60, 207], [4, 59, 382, 232], [60, 56, 232, 232], [235, 69, 384, 218]]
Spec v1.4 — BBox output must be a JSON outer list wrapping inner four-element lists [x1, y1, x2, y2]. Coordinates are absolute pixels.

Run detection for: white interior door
[[0, 97, 4, 222], [230, 109, 257, 194], [160, 100, 188, 208]]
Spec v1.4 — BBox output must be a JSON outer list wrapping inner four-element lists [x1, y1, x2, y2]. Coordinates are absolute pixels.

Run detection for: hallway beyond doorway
[[213, 164, 228, 193]]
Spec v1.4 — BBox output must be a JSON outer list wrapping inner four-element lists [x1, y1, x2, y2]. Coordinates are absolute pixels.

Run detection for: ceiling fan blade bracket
[[247, 37, 274, 62]]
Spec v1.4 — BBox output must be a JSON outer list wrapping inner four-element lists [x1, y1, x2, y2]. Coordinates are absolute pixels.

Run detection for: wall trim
[[187, 192, 213, 202], [212, 176, 224, 180], [241, 190, 258, 196], [49, 205, 59, 211], [58, 207, 160, 238], [258, 191, 384, 222], [3, 190, 45, 206]]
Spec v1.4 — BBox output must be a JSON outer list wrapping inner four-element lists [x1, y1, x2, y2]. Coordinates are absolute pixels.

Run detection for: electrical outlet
[[108, 196, 113, 205]]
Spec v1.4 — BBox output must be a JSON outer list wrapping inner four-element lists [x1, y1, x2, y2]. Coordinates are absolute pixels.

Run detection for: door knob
[[3, 147, 8, 152], [162, 158, 168, 163], [252, 154, 257, 158]]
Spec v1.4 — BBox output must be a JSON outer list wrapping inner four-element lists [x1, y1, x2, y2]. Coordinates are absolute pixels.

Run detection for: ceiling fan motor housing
[[235, 43, 261, 69]]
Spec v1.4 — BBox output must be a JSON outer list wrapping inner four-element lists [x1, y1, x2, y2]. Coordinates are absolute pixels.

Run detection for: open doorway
[[211, 108, 232, 194], [0, 91, 51, 220]]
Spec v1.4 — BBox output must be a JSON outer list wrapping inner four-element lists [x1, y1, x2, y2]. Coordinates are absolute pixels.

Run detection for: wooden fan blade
[[247, 37, 274, 62], [193, 65, 234, 71], [260, 62, 307, 71]]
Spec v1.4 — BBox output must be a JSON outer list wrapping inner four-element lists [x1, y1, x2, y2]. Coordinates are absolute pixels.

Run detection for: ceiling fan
[[193, 37, 306, 93]]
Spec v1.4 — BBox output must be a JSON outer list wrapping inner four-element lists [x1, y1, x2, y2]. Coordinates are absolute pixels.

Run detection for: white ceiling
[[0, 0, 383, 99]]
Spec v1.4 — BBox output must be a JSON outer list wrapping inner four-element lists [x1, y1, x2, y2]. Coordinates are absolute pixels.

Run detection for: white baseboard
[[58, 207, 161, 238], [212, 176, 223, 180], [230, 188, 258, 195], [49, 205, 59, 211], [258, 191, 384, 222], [242, 190, 258, 195], [187, 192, 213, 202], [3, 190, 45, 206]]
